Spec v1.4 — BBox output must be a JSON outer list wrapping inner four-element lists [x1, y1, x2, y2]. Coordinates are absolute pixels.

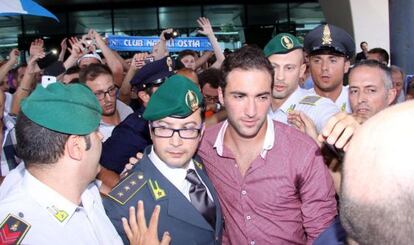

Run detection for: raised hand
[[197, 17, 214, 37], [122, 201, 171, 245]]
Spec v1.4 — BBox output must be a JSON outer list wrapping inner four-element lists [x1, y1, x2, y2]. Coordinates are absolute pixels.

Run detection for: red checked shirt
[[198, 117, 337, 245]]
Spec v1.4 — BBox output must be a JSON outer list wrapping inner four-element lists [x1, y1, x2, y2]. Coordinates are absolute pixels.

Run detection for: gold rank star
[[117, 192, 124, 197], [130, 181, 136, 185], [124, 186, 130, 191]]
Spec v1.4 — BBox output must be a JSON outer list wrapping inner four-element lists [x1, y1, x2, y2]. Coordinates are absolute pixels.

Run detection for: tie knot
[[186, 169, 202, 186]]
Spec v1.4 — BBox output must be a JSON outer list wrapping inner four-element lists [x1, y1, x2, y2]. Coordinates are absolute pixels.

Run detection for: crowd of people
[[0, 15, 412, 245]]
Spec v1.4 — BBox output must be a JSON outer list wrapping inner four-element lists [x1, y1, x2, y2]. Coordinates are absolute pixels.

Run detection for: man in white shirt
[[79, 63, 133, 141], [0, 83, 123, 244], [304, 24, 355, 113], [264, 33, 339, 133]]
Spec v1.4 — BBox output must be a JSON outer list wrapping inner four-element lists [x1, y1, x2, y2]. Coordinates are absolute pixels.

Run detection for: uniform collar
[[277, 87, 304, 114], [149, 146, 196, 188], [22, 170, 78, 226], [213, 115, 275, 159]]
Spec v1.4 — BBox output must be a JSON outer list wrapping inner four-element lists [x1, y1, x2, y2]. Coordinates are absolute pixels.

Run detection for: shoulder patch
[[299, 96, 321, 106], [107, 171, 147, 205], [148, 179, 167, 201], [0, 214, 31, 245], [194, 159, 203, 170]]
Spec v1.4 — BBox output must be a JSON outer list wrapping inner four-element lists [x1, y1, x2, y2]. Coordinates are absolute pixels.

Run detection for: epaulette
[[0, 214, 31, 244], [194, 159, 204, 170], [299, 95, 321, 106], [107, 171, 147, 205]]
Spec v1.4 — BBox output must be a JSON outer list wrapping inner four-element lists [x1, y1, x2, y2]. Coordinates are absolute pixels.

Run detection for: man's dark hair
[[360, 41, 367, 49], [178, 49, 197, 62], [65, 65, 80, 75], [368, 48, 389, 65], [220, 45, 274, 90], [351, 59, 393, 89], [15, 112, 70, 165], [199, 68, 221, 89], [78, 63, 112, 83]]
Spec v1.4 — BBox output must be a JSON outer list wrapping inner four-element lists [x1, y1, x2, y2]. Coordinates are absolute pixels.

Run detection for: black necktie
[[186, 169, 216, 228]]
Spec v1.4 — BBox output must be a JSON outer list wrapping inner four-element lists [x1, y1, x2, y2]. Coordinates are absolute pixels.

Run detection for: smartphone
[[37, 51, 58, 70], [41, 76, 57, 88]]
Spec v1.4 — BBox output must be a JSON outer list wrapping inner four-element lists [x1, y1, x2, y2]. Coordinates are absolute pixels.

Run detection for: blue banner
[[107, 35, 213, 52]]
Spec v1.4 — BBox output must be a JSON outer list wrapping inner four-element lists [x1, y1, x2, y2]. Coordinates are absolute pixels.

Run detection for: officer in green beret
[[103, 74, 223, 245], [0, 83, 124, 244], [304, 24, 355, 113], [264, 33, 339, 133]]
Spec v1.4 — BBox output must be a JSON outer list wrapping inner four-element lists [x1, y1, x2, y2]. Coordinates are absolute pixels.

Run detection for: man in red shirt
[[198, 45, 337, 244]]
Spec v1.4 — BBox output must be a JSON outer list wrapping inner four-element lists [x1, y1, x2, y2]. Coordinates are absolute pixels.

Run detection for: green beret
[[143, 74, 203, 121], [21, 83, 102, 135], [264, 33, 303, 57]]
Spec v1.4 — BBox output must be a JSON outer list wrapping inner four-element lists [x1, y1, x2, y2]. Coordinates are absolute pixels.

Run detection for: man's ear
[[218, 87, 224, 105], [344, 59, 351, 73], [387, 88, 397, 106], [138, 91, 151, 105], [66, 135, 83, 161]]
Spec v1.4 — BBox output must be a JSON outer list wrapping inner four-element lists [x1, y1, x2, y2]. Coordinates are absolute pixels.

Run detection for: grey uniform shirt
[[308, 85, 351, 113], [269, 87, 340, 133]]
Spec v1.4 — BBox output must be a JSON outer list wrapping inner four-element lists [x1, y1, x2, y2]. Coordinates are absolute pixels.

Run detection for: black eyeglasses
[[94, 86, 117, 100], [150, 125, 202, 139], [203, 95, 219, 103]]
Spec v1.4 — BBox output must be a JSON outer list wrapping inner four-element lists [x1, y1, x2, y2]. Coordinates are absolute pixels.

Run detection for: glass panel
[[21, 13, 67, 35], [68, 10, 112, 34], [204, 5, 246, 51], [114, 8, 158, 33], [159, 6, 201, 29], [247, 4, 287, 26], [204, 5, 244, 27]]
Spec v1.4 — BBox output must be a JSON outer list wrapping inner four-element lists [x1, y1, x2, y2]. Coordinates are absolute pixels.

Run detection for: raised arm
[[89, 29, 124, 86], [197, 17, 225, 69], [10, 40, 44, 115]]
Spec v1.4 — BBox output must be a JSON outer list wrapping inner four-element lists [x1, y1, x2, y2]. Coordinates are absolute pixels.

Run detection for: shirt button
[[250, 240, 256, 245], [241, 190, 247, 195], [246, 215, 251, 220]]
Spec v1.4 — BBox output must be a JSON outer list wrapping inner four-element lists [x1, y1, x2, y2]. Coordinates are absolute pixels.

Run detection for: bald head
[[341, 101, 414, 244]]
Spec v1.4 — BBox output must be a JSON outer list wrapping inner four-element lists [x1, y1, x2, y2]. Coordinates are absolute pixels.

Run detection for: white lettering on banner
[[175, 40, 201, 48], [145, 39, 157, 47], [124, 39, 144, 47]]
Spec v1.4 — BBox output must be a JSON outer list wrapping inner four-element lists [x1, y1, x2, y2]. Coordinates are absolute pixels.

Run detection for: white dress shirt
[[0, 170, 123, 245], [149, 146, 213, 201]]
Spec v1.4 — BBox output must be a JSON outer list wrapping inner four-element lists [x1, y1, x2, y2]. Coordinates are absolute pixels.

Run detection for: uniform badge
[[322, 25, 332, 45], [0, 214, 31, 245], [281, 35, 294, 49], [194, 160, 203, 170], [299, 96, 321, 106], [185, 90, 199, 112], [287, 104, 296, 113], [148, 179, 166, 200], [108, 171, 147, 205], [341, 102, 346, 112], [46, 206, 69, 222]]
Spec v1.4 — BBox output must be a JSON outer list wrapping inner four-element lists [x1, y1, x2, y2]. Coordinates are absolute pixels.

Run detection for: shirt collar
[[22, 170, 78, 226], [213, 115, 275, 159], [149, 146, 196, 186], [278, 87, 302, 113]]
